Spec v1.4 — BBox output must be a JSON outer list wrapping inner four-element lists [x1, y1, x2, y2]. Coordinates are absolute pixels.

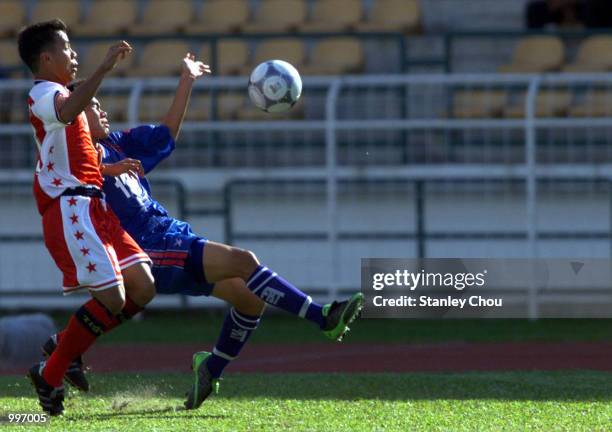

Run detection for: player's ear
[[39, 51, 52, 67]]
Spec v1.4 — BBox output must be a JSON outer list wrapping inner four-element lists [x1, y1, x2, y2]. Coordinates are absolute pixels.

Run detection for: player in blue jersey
[[44, 53, 364, 409]]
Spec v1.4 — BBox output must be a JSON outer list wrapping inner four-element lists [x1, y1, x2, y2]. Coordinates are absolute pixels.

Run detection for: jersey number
[[114, 174, 143, 201]]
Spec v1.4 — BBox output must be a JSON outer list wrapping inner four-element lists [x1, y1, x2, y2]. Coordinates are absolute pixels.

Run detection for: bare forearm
[[58, 68, 107, 123], [162, 73, 195, 140]]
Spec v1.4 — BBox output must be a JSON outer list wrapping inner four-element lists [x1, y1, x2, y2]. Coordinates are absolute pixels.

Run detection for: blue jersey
[[99, 125, 214, 297], [99, 125, 191, 248]]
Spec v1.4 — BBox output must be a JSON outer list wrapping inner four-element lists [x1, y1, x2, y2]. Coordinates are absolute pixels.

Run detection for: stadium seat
[[301, 37, 364, 75], [569, 91, 612, 117], [498, 36, 564, 73], [31, 0, 81, 28], [563, 36, 612, 72], [0, 1, 25, 36], [97, 93, 129, 123], [355, 0, 421, 33], [503, 90, 572, 118], [242, 0, 307, 33], [139, 94, 174, 122], [0, 39, 23, 78], [236, 99, 305, 121], [129, 0, 193, 35], [80, 43, 135, 78], [299, 0, 363, 33], [239, 39, 306, 76], [201, 40, 250, 76], [185, 0, 249, 34], [452, 90, 506, 118], [72, 0, 137, 36], [217, 93, 247, 120], [184, 93, 211, 121], [129, 40, 191, 77]]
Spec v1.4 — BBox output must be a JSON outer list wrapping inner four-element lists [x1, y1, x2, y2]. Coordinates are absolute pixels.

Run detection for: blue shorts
[[145, 233, 214, 297]]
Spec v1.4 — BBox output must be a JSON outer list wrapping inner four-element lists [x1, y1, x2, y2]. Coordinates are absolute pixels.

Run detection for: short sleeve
[[115, 125, 176, 173], [29, 82, 68, 129]]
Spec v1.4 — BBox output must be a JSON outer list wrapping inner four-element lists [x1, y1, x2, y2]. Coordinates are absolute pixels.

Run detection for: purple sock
[[207, 308, 260, 378], [247, 265, 325, 328]]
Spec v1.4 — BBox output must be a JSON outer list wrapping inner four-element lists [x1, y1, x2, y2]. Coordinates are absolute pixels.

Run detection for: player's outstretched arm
[[102, 158, 144, 179], [162, 53, 211, 141], [58, 41, 132, 124]]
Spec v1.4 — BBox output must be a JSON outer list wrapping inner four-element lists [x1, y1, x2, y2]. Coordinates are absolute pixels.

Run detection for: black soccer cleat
[[27, 362, 65, 416], [42, 334, 90, 392], [322, 293, 364, 341], [184, 351, 220, 410]]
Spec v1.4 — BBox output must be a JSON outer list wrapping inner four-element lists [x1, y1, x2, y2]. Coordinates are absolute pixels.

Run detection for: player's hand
[[181, 53, 211, 80], [99, 41, 133, 73], [102, 158, 144, 179]]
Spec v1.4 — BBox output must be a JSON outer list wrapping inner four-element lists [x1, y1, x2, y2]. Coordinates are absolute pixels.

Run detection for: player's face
[[41, 31, 78, 84], [85, 98, 110, 140]]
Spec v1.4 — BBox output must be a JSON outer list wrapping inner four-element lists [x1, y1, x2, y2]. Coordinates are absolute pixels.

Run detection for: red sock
[[106, 296, 143, 332], [43, 298, 115, 386], [55, 297, 142, 343], [44, 297, 144, 387]]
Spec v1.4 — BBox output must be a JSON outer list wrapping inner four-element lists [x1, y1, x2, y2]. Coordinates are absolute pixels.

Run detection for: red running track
[[2, 342, 611, 375]]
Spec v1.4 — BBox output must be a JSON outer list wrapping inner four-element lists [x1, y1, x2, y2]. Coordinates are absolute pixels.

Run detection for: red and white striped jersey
[[28, 80, 103, 215]]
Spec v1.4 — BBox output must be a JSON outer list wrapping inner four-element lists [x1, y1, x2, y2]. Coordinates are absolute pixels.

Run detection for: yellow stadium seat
[[0, 1, 25, 36], [139, 94, 174, 123], [72, 0, 137, 36], [31, 0, 81, 28], [129, 40, 191, 77], [97, 93, 129, 123], [355, 0, 421, 33], [452, 90, 507, 118], [239, 39, 306, 76], [242, 0, 307, 33], [184, 93, 211, 121], [130, 0, 193, 35], [563, 36, 612, 72], [503, 90, 572, 118], [301, 37, 364, 75], [236, 99, 305, 120], [217, 93, 247, 120], [569, 91, 612, 117], [0, 39, 23, 77], [299, 0, 363, 33], [201, 40, 250, 76], [498, 36, 564, 73], [185, 0, 249, 34], [79, 43, 135, 78]]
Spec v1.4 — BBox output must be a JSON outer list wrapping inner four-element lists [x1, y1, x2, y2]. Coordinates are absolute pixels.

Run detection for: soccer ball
[[248, 60, 302, 113]]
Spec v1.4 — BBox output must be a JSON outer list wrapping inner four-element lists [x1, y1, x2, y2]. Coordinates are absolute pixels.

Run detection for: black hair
[[17, 19, 68, 73]]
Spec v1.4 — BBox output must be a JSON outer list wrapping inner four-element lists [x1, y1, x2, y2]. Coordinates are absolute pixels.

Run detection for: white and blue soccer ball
[[248, 60, 302, 113]]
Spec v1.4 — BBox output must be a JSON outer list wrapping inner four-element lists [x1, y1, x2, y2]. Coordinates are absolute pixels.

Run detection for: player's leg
[[31, 198, 153, 413], [185, 278, 264, 409], [42, 224, 155, 392], [206, 278, 264, 377], [202, 240, 363, 340]]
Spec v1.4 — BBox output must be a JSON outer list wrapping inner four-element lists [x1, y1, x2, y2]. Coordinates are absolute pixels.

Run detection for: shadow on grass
[[65, 407, 228, 421], [3, 371, 612, 402]]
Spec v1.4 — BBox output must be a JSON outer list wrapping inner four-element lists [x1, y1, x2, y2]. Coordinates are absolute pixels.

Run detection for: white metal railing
[[3, 74, 612, 316]]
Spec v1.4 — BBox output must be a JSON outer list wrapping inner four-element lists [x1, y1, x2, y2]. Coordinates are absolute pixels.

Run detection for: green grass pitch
[[2, 371, 612, 431]]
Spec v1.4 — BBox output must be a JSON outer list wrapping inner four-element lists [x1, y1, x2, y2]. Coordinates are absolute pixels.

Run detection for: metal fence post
[[127, 80, 144, 129], [525, 75, 541, 319], [326, 79, 342, 301]]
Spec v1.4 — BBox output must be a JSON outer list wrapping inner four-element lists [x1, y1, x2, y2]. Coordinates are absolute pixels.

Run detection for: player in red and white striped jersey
[[17, 19, 156, 416]]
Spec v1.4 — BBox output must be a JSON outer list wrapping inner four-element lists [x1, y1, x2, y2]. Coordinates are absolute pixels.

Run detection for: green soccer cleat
[[322, 292, 364, 341], [184, 351, 220, 410]]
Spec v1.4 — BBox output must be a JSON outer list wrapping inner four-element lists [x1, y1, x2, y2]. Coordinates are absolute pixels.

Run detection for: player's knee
[[231, 248, 259, 278], [103, 292, 126, 316]]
